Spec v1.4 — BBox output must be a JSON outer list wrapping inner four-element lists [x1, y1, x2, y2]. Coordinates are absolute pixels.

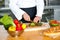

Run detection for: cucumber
[[29, 22, 36, 27], [36, 22, 42, 26]]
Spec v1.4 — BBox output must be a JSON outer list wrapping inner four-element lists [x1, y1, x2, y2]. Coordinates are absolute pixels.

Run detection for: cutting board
[[24, 22, 50, 31]]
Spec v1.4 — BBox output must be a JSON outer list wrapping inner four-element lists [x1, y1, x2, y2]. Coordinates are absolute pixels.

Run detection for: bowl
[[7, 30, 24, 37]]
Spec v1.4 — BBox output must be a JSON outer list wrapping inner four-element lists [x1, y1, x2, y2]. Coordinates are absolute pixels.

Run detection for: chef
[[9, 0, 44, 23]]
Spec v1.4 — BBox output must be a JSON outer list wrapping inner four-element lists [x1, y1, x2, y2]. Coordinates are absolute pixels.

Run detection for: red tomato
[[14, 19, 19, 24], [52, 20, 57, 24], [16, 26, 20, 31], [16, 23, 23, 31], [19, 26, 23, 31], [50, 20, 58, 24], [16, 26, 23, 31]]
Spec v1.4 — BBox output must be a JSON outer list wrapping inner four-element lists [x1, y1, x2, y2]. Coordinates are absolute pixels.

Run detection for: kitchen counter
[[0, 24, 60, 40]]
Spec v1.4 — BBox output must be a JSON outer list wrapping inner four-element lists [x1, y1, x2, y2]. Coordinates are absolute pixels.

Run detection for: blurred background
[[0, 0, 60, 22]]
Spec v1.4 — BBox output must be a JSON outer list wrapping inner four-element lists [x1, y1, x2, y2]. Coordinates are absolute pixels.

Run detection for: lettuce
[[0, 14, 15, 30]]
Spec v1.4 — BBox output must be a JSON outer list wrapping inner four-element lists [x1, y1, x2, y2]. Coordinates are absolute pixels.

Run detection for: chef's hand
[[33, 16, 41, 23], [23, 13, 31, 21]]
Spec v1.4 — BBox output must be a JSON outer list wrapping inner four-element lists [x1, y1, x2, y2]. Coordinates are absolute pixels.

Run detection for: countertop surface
[[0, 23, 60, 40]]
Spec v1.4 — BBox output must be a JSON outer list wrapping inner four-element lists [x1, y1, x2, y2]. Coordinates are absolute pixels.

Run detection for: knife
[[28, 20, 33, 23], [46, 17, 49, 23]]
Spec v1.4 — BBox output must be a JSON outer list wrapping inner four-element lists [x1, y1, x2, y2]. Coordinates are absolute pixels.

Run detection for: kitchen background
[[0, 0, 60, 22]]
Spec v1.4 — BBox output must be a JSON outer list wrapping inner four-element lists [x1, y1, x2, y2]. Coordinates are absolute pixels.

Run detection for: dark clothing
[[20, 6, 37, 23]]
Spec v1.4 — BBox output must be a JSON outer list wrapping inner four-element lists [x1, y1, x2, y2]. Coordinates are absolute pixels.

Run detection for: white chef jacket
[[9, 0, 44, 20]]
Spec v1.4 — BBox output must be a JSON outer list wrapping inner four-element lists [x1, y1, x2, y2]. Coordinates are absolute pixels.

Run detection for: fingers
[[25, 16, 30, 21], [33, 16, 41, 23], [23, 13, 31, 21], [28, 17, 30, 21], [23, 13, 41, 23]]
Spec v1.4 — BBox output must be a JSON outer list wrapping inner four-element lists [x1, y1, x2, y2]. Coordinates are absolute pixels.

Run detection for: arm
[[36, 0, 44, 18], [9, 0, 26, 20], [33, 0, 44, 23]]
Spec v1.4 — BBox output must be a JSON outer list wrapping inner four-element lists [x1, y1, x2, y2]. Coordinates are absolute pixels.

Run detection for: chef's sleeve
[[36, 0, 44, 18], [9, 0, 25, 20]]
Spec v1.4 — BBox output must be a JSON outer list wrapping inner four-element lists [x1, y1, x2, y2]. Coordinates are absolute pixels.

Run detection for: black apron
[[20, 6, 37, 23]]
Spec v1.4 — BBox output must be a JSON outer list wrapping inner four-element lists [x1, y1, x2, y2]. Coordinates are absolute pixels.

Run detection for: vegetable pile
[[49, 20, 60, 27], [0, 14, 27, 31], [29, 22, 42, 27]]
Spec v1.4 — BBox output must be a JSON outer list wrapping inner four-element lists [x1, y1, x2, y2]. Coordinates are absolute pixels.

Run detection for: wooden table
[[0, 25, 60, 40]]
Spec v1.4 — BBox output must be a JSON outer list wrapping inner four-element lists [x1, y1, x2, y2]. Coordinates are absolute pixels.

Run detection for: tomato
[[16, 23, 23, 31], [50, 20, 58, 24], [16, 26, 20, 31], [13, 19, 23, 31], [50, 20, 59, 27], [14, 19, 19, 24], [19, 25, 23, 30], [16, 26, 23, 31]]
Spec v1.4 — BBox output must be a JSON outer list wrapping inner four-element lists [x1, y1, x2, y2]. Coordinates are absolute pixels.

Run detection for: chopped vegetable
[[49, 20, 59, 27], [29, 22, 42, 27], [36, 22, 42, 26], [29, 22, 36, 27]]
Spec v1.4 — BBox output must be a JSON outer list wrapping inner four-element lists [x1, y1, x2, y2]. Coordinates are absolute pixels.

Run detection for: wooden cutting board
[[24, 23, 50, 31]]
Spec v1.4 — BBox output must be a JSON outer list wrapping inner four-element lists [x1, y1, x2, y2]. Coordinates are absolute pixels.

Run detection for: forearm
[[36, 0, 44, 18], [9, 0, 25, 20]]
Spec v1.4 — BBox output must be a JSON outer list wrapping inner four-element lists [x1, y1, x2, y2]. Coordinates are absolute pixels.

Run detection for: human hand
[[33, 16, 41, 23], [23, 13, 31, 21]]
